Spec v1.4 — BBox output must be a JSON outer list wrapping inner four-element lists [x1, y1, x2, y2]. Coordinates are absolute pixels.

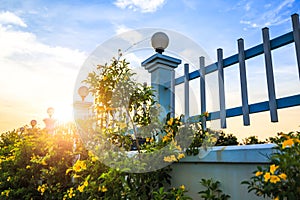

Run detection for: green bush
[[242, 131, 300, 199], [198, 178, 230, 200], [242, 136, 265, 145], [0, 124, 192, 199]]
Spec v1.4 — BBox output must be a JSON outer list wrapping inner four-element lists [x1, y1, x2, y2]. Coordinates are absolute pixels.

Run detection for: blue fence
[[172, 13, 300, 129]]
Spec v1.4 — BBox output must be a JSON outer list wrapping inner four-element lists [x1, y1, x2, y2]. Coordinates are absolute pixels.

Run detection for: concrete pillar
[[142, 53, 181, 119]]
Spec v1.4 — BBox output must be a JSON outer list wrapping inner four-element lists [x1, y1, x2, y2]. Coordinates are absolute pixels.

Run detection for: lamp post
[[78, 85, 89, 102], [43, 107, 56, 134], [73, 86, 92, 120], [142, 32, 181, 119], [30, 119, 37, 129]]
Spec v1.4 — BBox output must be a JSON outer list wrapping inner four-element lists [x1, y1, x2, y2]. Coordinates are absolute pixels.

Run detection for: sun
[[51, 103, 74, 124]]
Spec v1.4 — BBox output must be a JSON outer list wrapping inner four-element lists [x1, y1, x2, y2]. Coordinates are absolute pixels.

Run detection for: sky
[[0, 0, 299, 140]]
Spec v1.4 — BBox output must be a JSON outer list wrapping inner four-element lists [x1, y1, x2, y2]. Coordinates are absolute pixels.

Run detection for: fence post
[[142, 53, 181, 119], [199, 56, 207, 130], [184, 63, 190, 122], [238, 38, 250, 126], [217, 48, 227, 128], [292, 13, 300, 80], [262, 27, 278, 122]]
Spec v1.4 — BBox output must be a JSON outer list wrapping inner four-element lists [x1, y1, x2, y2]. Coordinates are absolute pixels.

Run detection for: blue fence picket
[[199, 56, 206, 130], [184, 63, 190, 122], [217, 48, 227, 128], [262, 27, 278, 122], [238, 38, 250, 126], [292, 13, 300, 80]]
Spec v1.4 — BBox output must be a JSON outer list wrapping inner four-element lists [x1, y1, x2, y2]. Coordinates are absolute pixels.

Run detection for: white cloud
[[245, 2, 251, 11], [240, 20, 251, 25], [115, 24, 132, 35], [114, 0, 165, 13], [239, 0, 295, 29], [0, 11, 27, 27]]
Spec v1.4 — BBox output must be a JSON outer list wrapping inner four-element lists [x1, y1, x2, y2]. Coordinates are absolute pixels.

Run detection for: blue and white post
[[141, 32, 181, 119]]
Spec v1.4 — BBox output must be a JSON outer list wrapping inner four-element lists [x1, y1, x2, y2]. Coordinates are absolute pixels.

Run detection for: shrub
[[198, 178, 230, 200], [0, 124, 191, 199], [242, 136, 265, 145], [242, 131, 300, 199]]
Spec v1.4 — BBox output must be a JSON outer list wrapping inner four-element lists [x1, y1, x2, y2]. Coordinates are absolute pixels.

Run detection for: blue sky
[[0, 0, 299, 139]]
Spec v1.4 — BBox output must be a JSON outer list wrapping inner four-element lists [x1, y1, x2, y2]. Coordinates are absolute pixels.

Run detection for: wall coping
[[179, 144, 277, 164]]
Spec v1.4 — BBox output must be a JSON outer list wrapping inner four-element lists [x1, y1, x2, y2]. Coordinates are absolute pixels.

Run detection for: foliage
[[242, 131, 300, 200], [242, 136, 265, 145], [185, 126, 217, 156], [0, 124, 81, 199], [153, 185, 192, 200], [185, 128, 240, 156], [198, 178, 230, 200], [215, 132, 238, 146], [0, 124, 191, 199]]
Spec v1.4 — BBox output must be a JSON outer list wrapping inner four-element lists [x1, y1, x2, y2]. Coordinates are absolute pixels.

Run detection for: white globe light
[[151, 32, 169, 53], [78, 86, 89, 101]]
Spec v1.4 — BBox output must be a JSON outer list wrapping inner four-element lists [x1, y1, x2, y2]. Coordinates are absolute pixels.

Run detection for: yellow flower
[[255, 171, 263, 176], [41, 159, 47, 166], [278, 173, 287, 180], [68, 188, 75, 198], [162, 135, 170, 143], [167, 132, 173, 137], [167, 118, 174, 126], [1, 190, 10, 197], [77, 184, 85, 193], [273, 197, 279, 200], [103, 76, 108, 81], [73, 174, 81, 179], [175, 144, 182, 151], [91, 156, 98, 162], [73, 160, 87, 172], [270, 175, 280, 184], [282, 138, 294, 148], [163, 156, 171, 162], [83, 180, 88, 187], [211, 137, 217, 143], [179, 185, 185, 190], [175, 119, 181, 125], [203, 111, 209, 118], [264, 172, 271, 182], [270, 164, 279, 174], [37, 184, 47, 195], [164, 155, 177, 162], [294, 138, 300, 144], [100, 185, 108, 192], [146, 137, 154, 143], [177, 153, 185, 160]]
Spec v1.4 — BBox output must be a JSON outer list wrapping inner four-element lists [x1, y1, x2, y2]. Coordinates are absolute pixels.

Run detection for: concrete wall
[[170, 144, 276, 200]]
